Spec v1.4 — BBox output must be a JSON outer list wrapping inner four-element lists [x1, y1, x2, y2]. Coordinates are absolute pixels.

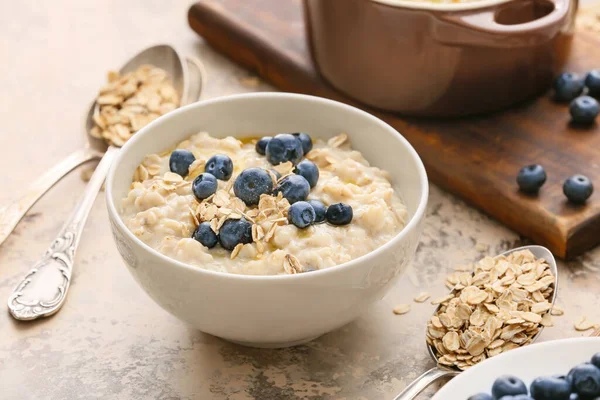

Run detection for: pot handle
[[438, 0, 570, 45]]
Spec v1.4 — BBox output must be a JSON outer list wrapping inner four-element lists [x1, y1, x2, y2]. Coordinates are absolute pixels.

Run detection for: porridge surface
[[120, 132, 407, 275]]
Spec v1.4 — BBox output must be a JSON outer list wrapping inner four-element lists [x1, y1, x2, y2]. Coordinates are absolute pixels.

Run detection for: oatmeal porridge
[[120, 132, 407, 275]]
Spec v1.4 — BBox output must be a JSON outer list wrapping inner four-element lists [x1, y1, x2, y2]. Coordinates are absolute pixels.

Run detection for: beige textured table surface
[[1, 1, 600, 399]]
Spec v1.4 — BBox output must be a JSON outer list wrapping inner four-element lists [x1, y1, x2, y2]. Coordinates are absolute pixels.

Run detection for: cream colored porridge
[[120, 132, 407, 275]]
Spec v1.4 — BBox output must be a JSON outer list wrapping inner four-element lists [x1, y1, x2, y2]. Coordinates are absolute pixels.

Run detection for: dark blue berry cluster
[[554, 71, 600, 124], [469, 352, 600, 400], [173, 133, 354, 254], [517, 165, 593, 204]]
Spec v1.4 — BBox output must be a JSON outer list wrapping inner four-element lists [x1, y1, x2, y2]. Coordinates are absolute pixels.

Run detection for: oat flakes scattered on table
[[427, 250, 556, 371], [574, 316, 597, 332], [551, 304, 565, 316], [393, 304, 411, 315], [90, 64, 180, 147], [414, 292, 431, 303]]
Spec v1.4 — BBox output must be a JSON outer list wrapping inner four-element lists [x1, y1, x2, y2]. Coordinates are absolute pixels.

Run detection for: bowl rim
[[370, 0, 511, 11], [105, 92, 429, 282]]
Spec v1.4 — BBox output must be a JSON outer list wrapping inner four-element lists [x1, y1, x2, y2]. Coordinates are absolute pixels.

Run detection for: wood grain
[[188, 0, 600, 259]]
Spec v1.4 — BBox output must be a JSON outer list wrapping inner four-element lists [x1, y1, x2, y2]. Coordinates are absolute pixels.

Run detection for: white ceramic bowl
[[105, 93, 428, 348], [432, 337, 600, 400]]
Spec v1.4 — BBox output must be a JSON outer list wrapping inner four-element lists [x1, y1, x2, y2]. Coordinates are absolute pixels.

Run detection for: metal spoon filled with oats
[[393, 245, 558, 400], [7, 45, 204, 321], [0, 47, 206, 248]]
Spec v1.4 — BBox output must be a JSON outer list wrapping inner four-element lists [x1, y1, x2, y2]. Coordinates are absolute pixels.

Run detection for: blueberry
[[517, 164, 547, 194], [293, 132, 313, 154], [256, 136, 272, 156], [468, 394, 492, 400], [591, 353, 600, 369], [169, 149, 196, 177], [492, 375, 528, 399], [270, 169, 282, 180], [569, 363, 600, 397], [307, 200, 327, 223], [294, 160, 319, 188], [554, 72, 585, 102], [218, 218, 252, 250], [192, 173, 218, 201], [563, 175, 593, 204], [326, 203, 353, 226], [570, 96, 599, 124], [233, 168, 274, 206], [498, 396, 533, 400], [192, 222, 218, 248], [205, 154, 234, 181], [273, 174, 310, 204], [266, 133, 304, 165], [530, 376, 571, 400], [586, 69, 600, 97], [553, 375, 573, 387], [288, 201, 316, 229]]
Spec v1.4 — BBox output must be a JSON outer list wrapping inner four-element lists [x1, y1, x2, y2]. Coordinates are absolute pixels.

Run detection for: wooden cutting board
[[188, 0, 600, 259]]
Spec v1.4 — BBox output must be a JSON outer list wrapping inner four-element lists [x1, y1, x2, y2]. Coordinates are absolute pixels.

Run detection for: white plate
[[432, 337, 600, 400]]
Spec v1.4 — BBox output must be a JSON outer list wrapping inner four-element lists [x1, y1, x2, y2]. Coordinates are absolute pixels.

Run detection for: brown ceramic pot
[[304, 0, 577, 117]]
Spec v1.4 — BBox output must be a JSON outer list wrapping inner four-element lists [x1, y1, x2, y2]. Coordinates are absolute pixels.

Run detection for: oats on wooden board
[[427, 250, 556, 370]]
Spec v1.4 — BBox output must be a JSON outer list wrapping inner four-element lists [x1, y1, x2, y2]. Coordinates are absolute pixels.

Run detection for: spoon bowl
[[394, 245, 559, 400], [88, 44, 188, 152], [0, 45, 203, 248]]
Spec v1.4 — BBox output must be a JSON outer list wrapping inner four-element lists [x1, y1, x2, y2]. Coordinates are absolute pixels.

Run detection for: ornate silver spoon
[[7, 44, 204, 320]]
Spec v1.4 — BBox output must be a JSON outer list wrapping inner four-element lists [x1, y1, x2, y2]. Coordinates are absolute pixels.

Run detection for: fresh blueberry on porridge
[[205, 154, 234, 181], [269, 169, 282, 180], [293, 132, 313, 154], [266, 133, 304, 165], [288, 201, 316, 229], [192, 222, 218, 249], [233, 168, 274, 206], [295, 159, 319, 188], [120, 132, 407, 275], [169, 149, 196, 177], [307, 199, 327, 223], [255, 136, 271, 156], [219, 218, 253, 251], [192, 173, 218, 201], [326, 202, 353, 225], [274, 174, 311, 204]]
